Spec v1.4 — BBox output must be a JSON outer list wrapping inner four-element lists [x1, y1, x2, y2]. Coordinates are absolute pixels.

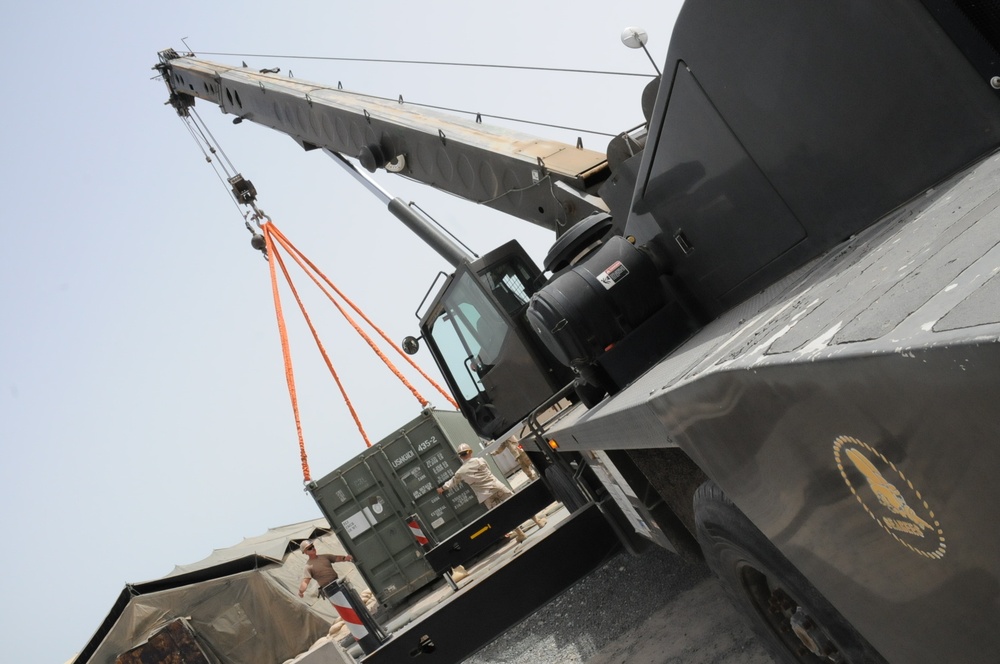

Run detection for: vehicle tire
[[544, 460, 587, 513], [693, 481, 887, 664]]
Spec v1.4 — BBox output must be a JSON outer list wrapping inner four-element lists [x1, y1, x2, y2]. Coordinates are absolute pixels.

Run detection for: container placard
[[342, 510, 374, 540]]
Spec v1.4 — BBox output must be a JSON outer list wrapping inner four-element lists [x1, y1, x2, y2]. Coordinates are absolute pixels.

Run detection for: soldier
[[438, 443, 545, 541], [437, 443, 512, 507], [297, 540, 354, 598]]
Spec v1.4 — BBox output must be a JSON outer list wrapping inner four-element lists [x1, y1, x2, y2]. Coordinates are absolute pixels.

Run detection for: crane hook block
[[228, 174, 258, 205]]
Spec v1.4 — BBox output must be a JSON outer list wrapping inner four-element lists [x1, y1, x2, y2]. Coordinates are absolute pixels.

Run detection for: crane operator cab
[[411, 212, 699, 441], [416, 240, 574, 440]]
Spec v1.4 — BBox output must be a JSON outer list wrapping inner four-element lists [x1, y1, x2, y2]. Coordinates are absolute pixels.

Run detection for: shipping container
[[307, 408, 509, 608]]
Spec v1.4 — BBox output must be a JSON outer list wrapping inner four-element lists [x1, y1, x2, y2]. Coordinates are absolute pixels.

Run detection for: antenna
[[621, 27, 661, 77]]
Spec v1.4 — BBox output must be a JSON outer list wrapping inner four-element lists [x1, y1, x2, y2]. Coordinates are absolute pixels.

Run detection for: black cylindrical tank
[[525, 235, 666, 368]]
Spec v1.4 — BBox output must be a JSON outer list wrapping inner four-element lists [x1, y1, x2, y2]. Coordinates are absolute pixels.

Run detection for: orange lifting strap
[[260, 221, 458, 483]]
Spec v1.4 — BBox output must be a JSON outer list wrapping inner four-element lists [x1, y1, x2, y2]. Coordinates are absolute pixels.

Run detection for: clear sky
[[0, 1, 682, 661]]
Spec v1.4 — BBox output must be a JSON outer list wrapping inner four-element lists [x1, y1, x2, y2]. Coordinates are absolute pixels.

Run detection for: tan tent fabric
[[165, 521, 328, 578], [76, 519, 369, 664]]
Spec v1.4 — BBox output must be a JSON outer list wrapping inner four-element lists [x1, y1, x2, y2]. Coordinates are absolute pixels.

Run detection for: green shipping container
[[307, 408, 509, 608]]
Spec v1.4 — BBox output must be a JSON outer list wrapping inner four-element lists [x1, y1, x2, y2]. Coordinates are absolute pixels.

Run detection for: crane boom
[[155, 49, 610, 233]]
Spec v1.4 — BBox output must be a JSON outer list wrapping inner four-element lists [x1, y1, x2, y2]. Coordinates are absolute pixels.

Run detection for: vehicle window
[[428, 271, 511, 399], [478, 257, 537, 316]]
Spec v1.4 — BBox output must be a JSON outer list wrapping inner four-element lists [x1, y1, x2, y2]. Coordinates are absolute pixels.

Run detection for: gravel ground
[[465, 547, 775, 664]]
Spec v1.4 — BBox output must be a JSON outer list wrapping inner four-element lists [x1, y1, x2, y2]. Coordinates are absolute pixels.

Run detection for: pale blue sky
[[0, 1, 681, 661]]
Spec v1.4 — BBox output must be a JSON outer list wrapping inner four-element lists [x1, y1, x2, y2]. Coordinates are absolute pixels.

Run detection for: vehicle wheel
[[693, 481, 886, 664], [544, 460, 587, 513]]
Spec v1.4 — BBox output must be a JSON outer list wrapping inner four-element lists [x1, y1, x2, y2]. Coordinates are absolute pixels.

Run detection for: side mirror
[[402, 336, 421, 355]]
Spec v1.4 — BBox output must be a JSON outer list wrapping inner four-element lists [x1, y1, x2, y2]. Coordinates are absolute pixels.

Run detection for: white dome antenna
[[621, 26, 661, 76]]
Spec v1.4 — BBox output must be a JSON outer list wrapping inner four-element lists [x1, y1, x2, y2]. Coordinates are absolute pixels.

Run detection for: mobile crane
[[156, 1, 1000, 662]]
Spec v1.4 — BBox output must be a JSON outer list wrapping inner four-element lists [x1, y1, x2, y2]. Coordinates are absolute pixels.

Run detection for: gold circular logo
[[833, 436, 946, 560]]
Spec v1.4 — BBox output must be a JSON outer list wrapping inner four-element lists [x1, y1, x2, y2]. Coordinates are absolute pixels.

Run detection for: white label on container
[[431, 518, 445, 529], [342, 510, 372, 540]]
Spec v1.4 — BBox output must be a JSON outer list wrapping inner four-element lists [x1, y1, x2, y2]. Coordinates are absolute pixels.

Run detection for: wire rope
[[191, 108, 240, 175], [187, 49, 653, 137], [194, 51, 654, 79], [354, 91, 621, 137]]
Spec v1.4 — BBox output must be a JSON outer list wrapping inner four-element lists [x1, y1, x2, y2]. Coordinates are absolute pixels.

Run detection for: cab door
[[422, 242, 570, 439]]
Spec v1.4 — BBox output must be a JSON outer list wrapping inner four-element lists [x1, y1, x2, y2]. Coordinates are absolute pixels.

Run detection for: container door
[[377, 415, 488, 542], [309, 458, 435, 608]]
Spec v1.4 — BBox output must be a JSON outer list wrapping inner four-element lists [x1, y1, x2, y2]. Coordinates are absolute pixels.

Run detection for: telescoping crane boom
[[157, 2, 1000, 662], [156, 48, 613, 234]]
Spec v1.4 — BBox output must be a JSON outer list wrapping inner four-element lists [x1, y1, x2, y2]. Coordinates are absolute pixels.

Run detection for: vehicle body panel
[[550, 150, 1000, 662]]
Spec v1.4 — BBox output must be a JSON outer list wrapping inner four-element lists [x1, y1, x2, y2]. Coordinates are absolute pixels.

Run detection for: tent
[[75, 519, 364, 664]]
